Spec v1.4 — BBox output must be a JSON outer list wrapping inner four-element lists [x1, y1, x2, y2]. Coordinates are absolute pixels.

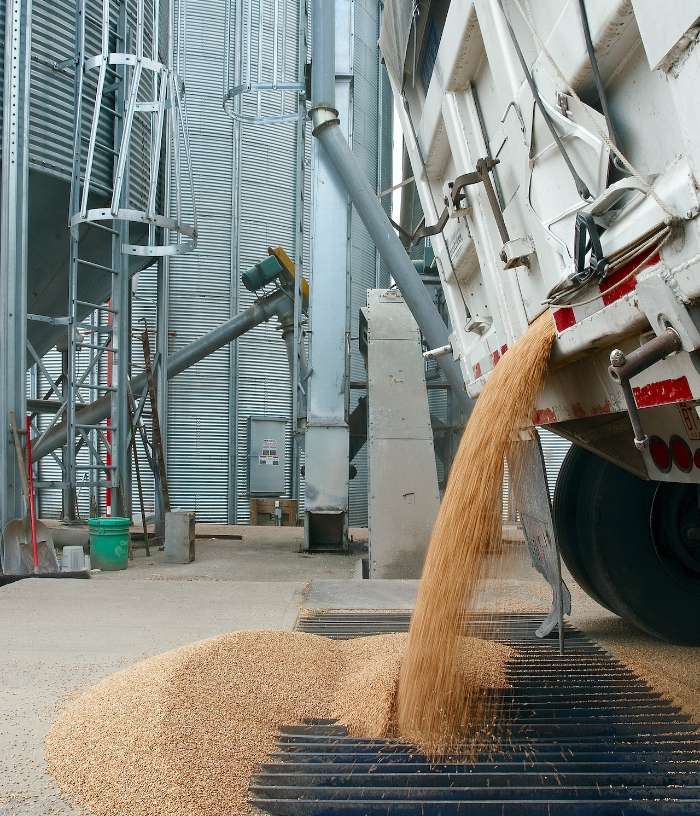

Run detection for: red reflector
[[649, 436, 671, 473], [670, 435, 693, 473], [552, 307, 576, 332], [694, 449, 700, 470]]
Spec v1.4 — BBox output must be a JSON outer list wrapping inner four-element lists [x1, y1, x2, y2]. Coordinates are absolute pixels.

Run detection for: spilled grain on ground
[[45, 629, 511, 816], [397, 312, 556, 754]]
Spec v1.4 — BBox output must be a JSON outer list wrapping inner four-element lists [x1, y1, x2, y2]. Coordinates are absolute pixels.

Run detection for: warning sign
[[259, 438, 280, 466]]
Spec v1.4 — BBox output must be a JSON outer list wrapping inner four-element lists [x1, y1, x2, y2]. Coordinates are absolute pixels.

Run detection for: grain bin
[[0, 0, 170, 359], [162, 0, 391, 524]]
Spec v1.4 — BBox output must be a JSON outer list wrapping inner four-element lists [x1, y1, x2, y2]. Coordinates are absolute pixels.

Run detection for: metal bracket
[[465, 316, 492, 335], [508, 429, 570, 651], [502, 235, 535, 270], [26, 313, 70, 326], [609, 328, 683, 449], [411, 158, 510, 259]]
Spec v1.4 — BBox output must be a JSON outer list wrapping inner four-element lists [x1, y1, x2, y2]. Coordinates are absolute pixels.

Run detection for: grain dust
[[397, 312, 556, 754], [45, 629, 510, 816]]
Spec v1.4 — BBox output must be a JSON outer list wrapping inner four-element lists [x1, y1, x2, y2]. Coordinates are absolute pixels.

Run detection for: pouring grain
[[397, 312, 556, 754]]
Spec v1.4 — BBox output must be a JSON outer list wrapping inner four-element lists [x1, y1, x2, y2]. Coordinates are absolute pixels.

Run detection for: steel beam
[[0, 0, 32, 531]]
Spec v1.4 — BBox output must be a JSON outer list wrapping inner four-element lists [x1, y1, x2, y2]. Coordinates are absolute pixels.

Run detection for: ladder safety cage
[[54, 0, 197, 519], [223, 0, 305, 125], [71, 0, 197, 258]]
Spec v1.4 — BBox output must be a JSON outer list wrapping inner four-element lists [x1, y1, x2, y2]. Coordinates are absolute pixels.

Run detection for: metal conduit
[[32, 289, 292, 461], [310, 0, 470, 414]]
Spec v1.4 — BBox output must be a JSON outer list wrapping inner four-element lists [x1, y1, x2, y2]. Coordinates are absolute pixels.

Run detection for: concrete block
[[164, 511, 196, 564]]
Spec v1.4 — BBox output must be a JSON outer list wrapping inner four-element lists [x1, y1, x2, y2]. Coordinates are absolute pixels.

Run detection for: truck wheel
[[584, 456, 700, 645], [552, 445, 618, 612]]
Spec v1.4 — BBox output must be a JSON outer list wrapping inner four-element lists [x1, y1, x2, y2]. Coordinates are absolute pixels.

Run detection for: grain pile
[[45, 629, 511, 816], [397, 312, 556, 754]]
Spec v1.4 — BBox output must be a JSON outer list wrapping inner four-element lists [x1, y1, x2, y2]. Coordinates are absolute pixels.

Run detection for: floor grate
[[250, 611, 700, 814]]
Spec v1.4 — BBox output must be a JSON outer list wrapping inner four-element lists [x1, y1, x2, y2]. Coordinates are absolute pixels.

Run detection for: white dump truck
[[380, 0, 700, 643]]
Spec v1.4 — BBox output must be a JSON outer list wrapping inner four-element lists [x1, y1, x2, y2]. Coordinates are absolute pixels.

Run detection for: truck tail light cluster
[[649, 435, 696, 473], [649, 436, 671, 473], [670, 435, 693, 472]]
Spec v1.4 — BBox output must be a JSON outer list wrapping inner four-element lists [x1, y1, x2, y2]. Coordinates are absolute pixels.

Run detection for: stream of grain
[[396, 312, 556, 754]]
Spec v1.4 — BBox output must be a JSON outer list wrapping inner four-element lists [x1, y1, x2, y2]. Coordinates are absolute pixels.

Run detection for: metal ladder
[[70, 0, 197, 257], [64, 0, 130, 517], [60, 0, 197, 517]]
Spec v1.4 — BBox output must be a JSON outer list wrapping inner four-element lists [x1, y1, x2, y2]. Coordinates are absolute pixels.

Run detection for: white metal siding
[[163, 0, 388, 525], [231, 11, 301, 523]]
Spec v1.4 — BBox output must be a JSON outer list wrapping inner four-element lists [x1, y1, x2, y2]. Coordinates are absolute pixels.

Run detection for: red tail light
[[649, 436, 671, 473], [670, 435, 693, 473]]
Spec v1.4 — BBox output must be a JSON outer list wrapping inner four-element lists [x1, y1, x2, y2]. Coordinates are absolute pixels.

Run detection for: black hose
[[577, 0, 620, 156]]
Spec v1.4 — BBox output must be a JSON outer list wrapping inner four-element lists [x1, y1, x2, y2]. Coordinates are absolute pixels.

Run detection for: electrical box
[[248, 415, 287, 497]]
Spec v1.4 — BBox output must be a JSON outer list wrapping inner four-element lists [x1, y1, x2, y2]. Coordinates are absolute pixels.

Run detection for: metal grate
[[251, 611, 700, 814]]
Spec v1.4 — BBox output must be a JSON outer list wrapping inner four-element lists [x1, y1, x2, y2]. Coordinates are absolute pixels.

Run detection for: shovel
[[1, 517, 59, 575], [0, 413, 81, 579]]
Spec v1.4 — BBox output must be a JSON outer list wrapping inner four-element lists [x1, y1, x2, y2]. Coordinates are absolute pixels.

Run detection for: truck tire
[[584, 455, 700, 645], [552, 445, 618, 613]]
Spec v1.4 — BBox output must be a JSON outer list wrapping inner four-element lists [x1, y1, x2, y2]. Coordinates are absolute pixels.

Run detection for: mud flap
[[509, 429, 571, 649]]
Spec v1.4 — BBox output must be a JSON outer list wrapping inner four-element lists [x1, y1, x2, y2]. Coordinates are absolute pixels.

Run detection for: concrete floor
[[1, 528, 699, 815]]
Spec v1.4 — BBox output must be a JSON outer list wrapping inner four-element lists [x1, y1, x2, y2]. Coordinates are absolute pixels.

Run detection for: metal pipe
[[280, 317, 309, 421], [609, 327, 682, 449], [32, 290, 291, 461], [609, 328, 682, 383], [310, 0, 335, 113], [423, 343, 453, 361], [309, 4, 467, 410], [312, 122, 469, 411], [310, 0, 468, 412]]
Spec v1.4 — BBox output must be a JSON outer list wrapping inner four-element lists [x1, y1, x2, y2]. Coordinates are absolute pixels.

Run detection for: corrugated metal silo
[[0, 0, 161, 361], [163, 0, 390, 524]]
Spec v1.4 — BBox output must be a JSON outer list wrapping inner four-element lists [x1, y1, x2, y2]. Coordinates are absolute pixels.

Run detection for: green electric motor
[[242, 254, 285, 292]]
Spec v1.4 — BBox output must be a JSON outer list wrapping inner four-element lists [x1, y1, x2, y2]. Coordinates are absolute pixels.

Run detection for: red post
[[25, 415, 39, 568], [105, 300, 113, 515]]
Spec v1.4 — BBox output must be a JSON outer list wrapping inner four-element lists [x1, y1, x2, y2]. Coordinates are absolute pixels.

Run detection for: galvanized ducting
[[347, 0, 391, 527]]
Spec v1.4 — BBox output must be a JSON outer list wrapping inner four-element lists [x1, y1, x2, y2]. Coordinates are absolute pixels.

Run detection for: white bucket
[[61, 545, 86, 572]]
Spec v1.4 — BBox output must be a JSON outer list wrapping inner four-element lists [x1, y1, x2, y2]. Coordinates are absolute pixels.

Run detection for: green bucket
[[88, 517, 130, 571]]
